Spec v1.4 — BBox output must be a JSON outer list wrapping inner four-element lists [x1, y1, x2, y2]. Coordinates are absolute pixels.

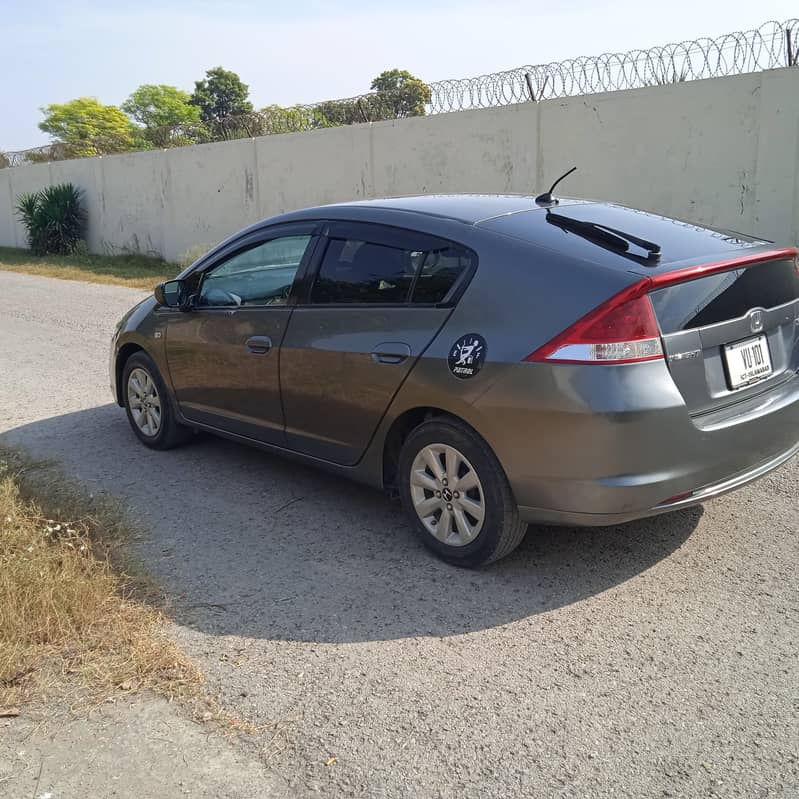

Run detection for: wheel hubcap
[[409, 443, 485, 547], [127, 368, 162, 437]]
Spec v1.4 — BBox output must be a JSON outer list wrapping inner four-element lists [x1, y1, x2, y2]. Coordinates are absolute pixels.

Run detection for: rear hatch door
[[650, 252, 799, 416], [479, 202, 799, 417]]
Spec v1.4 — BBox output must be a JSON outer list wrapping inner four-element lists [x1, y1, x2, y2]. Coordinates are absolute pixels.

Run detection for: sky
[[1, 0, 797, 151]]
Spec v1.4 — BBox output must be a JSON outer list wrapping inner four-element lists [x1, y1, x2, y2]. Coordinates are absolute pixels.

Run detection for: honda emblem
[[749, 309, 764, 333]]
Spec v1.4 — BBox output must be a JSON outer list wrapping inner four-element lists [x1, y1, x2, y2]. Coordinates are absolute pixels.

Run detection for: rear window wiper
[[546, 211, 661, 262]]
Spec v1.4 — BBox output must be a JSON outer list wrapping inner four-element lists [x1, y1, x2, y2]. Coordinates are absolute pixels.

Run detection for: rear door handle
[[246, 335, 273, 354], [371, 342, 412, 364]]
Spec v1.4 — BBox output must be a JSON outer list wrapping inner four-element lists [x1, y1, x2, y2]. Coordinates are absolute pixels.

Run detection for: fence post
[[787, 29, 795, 67], [524, 73, 536, 102]]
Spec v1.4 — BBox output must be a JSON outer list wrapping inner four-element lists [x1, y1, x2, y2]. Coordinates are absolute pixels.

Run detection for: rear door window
[[309, 226, 474, 305], [311, 239, 415, 303]]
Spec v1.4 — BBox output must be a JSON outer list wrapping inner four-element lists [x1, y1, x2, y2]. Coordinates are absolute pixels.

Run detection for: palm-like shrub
[[14, 193, 43, 251], [15, 183, 86, 255]]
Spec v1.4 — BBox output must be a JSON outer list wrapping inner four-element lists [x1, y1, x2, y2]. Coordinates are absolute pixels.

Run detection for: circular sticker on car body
[[448, 334, 487, 379]]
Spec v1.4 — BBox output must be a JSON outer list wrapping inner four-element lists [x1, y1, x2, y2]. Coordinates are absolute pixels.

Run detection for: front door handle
[[371, 342, 412, 364], [246, 335, 273, 355]]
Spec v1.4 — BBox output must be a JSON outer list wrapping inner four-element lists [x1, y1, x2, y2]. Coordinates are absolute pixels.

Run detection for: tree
[[39, 97, 139, 157], [190, 67, 253, 123], [370, 69, 431, 118], [314, 99, 363, 127], [122, 84, 201, 148], [121, 84, 200, 143], [261, 104, 319, 134]]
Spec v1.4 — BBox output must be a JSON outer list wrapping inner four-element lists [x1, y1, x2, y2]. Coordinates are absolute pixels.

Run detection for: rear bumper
[[475, 360, 799, 527], [518, 438, 799, 525]]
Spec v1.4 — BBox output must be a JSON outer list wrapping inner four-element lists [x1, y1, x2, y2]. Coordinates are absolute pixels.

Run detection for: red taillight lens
[[525, 282, 663, 364]]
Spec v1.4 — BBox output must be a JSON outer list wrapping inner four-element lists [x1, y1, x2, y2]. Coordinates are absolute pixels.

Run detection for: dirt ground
[[1, 271, 797, 798]]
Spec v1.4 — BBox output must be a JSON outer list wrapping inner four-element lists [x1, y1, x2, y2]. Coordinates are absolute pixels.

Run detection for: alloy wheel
[[409, 443, 485, 546], [127, 367, 162, 437]]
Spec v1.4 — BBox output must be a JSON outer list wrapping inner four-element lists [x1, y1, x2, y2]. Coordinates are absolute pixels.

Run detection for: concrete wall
[[2, 68, 798, 262]]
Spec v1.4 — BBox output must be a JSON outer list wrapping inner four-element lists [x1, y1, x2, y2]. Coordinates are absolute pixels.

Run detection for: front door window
[[199, 235, 312, 307]]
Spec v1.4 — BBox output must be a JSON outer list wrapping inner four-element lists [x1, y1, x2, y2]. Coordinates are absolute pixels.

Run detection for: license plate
[[723, 334, 772, 389]]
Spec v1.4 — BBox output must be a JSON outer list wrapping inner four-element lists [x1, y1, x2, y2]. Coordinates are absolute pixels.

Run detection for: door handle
[[246, 335, 273, 354], [371, 342, 412, 364]]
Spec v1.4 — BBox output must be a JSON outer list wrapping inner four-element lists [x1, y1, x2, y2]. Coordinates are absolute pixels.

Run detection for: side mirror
[[154, 279, 187, 309]]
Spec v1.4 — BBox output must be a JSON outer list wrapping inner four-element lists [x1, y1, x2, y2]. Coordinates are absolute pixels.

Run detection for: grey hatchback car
[[111, 195, 799, 566]]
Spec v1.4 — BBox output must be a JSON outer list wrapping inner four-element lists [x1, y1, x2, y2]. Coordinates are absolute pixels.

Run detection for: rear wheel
[[398, 417, 527, 567], [122, 352, 192, 450]]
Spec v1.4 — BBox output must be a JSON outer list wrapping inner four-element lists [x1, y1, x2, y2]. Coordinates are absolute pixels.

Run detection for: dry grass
[[0, 246, 178, 290], [0, 446, 201, 712]]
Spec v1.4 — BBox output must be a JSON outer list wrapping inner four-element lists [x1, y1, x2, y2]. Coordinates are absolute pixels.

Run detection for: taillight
[[525, 281, 663, 364]]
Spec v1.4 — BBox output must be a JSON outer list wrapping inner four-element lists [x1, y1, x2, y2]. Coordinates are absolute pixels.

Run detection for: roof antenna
[[535, 166, 577, 205]]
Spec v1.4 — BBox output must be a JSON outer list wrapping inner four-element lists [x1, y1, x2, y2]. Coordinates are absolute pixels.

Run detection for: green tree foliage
[[313, 99, 363, 127], [260, 104, 349, 134], [122, 84, 200, 128], [260, 105, 312, 134], [15, 183, 86, 255], [39, 98, 139, 157], [370, 69, 431, 117], [311, 70, 431, 127], [190, 67, 253, 123], [26, 67, 431, 163], [122, 83, 205, 147]]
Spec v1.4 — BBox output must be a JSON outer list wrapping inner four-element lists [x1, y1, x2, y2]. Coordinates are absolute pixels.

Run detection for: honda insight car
[[110, 193, 799, 566]]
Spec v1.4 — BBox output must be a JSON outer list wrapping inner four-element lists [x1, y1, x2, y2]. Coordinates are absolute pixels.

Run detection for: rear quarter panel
[[365, 228, 645, 483]]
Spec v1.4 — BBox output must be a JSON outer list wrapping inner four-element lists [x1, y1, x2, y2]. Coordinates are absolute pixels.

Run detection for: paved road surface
[[1, 270, 797, 798]]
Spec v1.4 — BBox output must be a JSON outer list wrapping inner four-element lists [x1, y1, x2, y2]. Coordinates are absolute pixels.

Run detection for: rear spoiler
[[648, 247, 798, 290]]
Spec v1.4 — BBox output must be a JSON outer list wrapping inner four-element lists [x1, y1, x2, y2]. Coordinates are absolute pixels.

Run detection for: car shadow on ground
[[4, 405, 702, 644]]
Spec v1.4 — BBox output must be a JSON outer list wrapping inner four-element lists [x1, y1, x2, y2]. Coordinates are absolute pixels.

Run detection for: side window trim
[[296, 220, 478, 309], [191, 222, 321, 310], [324, 220, 445, 253], [293, 234, 331, 306]]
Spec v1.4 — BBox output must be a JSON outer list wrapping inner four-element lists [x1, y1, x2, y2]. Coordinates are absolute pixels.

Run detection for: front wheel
[[122, 352, 192, 450], [398, 417, 528, 567]]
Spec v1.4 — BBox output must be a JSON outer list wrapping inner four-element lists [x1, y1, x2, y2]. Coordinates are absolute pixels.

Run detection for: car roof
[[185, 194, 773, 281], [283, 194, 589, 225]]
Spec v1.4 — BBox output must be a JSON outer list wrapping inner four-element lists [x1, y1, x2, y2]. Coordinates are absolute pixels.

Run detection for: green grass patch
[[0, 247, 179, 290]]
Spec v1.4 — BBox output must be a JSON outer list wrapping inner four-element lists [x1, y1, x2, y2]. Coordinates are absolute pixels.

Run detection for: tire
[[398, 416, 528, 567], [121, 352, 192, 450]]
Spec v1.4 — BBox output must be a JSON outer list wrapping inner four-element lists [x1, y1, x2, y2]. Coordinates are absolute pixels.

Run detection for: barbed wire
[[428, 18, 799, 109], [2, 18, 797, 168]]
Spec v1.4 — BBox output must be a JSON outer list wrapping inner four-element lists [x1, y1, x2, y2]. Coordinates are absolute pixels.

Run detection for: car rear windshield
[[650, 258, 799, 334], [479, 203, 768, 270]]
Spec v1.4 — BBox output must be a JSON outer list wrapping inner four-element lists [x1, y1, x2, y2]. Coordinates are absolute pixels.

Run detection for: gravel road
[[1, 270, 797, 798], [0, 697, 287, 798]]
